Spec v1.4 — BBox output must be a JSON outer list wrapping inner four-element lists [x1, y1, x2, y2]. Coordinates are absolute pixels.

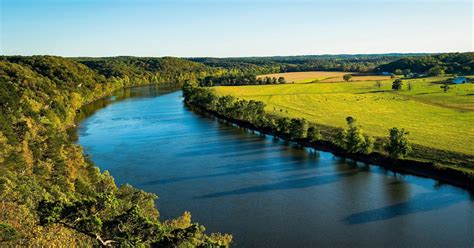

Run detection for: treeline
[[76, 56, 225, 86], [0, 56, 231, 246], [183, 82, 411, 159], [376, 52, 474, 75], [199, 74, 286, 86], [190, 54, 423, 74]]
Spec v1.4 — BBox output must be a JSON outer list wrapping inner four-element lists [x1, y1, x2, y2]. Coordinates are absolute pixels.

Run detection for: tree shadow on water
[[196, 170, 359, 199], [342, 191, 467, 225]]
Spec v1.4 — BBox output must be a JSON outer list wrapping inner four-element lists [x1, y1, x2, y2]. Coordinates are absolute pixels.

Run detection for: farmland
[[214, 72, 474, 158], [258, 71, 391, 83]]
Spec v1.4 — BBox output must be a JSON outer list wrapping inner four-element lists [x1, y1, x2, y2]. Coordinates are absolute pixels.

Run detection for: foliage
[[307, 126, 322, 142], [440, 83, 450, 93], [191, 54, 421, 74], [0, 56, 231, 246], [198, 74, 286, 87], [384, 128, 412, 158], [336, 117, 374, 154], [0, 223, 19, 242], [377, 52, 474, 74], [428, 66, 446, 76], [343, 74, 352, 82], [392, 79, 403, 90]]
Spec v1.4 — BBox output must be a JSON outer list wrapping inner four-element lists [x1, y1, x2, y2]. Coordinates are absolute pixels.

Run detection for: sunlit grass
[[214, 75, 474, 155]]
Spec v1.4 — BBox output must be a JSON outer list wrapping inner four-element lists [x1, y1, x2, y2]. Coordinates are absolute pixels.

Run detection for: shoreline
[[187, 104, 474, 191]]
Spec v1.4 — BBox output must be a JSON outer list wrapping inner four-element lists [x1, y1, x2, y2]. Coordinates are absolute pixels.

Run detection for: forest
[[376, 52, 474, 74], [191, 52, 474, 75], [0, 56, 230, 246]]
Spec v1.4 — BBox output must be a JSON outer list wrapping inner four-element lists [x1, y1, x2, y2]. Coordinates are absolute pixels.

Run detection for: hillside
[[0, 56, 231, 246]]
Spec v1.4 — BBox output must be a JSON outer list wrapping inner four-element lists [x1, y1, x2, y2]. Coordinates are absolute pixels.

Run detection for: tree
[[307, 126, 321, 142], [440, 83, 450, 93], [336, 117, 373, 154], [402, 69, 411, 77], [428, 66, 445, 76], [277, 117, 291, 136], [392, 79, 403, 91], [289, 118, 307, 139], [0, 223, 18, 242], [343, 74, 353, 82], [277, 77, 286, 84], [384, 127, 412, 158], [394, 69, 403, 75]]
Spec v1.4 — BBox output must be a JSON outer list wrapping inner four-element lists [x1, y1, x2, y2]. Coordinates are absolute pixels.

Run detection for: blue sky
[[1, 0, 472, 57]]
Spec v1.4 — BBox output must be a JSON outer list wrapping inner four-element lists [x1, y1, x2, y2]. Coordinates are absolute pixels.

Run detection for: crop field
[[258, 71, 391, 83], [214, 74, 474, 156]]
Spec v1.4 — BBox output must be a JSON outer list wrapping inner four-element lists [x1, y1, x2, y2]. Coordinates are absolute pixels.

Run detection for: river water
[[76, 85, 474, 247]]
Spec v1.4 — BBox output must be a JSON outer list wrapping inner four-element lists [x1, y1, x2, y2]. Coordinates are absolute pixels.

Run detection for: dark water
[[77, 86, 474, 248]]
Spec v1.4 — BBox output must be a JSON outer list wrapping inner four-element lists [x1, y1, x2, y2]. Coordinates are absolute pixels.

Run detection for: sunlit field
[[258, 71, 391, 83], [215, 74, 474, 155]]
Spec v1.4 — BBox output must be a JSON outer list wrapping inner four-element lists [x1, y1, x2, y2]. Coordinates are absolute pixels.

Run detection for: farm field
[[214, 73, 474, 156], [259, 71, 391, 83]]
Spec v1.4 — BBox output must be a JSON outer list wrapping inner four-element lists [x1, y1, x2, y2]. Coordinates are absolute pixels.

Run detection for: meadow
[[215, 73, 474, 158]]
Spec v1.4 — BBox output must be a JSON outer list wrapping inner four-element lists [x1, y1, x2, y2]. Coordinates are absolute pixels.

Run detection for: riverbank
[[185, 102, 474, 191]]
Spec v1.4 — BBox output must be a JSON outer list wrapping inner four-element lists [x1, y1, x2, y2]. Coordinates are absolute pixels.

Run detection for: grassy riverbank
[[183, 79, 474, 189], [214, 73, 474, 169]]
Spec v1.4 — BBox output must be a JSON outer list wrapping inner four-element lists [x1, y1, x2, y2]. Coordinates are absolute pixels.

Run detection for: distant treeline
[[189, 53, 428, 74], [199, 74, 286, 86], [191, 52, 474, 75], [376, 52, 474, 75]]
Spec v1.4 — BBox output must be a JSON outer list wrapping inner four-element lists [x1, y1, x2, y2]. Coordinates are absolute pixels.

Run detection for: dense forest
[[376, 52, 474, 75], [190, 53, 426, 74], [191, 52, 474, 75], [0, 56, 231, 246], [1, 52, 473, 246]]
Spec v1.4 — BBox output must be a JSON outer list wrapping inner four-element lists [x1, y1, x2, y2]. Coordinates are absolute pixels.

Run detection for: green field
[[214, 74, 474, 157]]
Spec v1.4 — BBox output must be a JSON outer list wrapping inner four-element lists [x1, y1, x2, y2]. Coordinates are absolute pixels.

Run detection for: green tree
[[384, 127, 412, 158], [392, 79, 403, 91], [289, 118, 307, 139], [402, 69, 411, 77], [440, 83, 450, 93], [343, 74, 352, 82], [277, 77, 286, 84], [337, 117, 373, 154], [0, 223, 18, 242], [307, 126, 321, 142], [394, 69, 403, 75], [428, 66, 445, 76]]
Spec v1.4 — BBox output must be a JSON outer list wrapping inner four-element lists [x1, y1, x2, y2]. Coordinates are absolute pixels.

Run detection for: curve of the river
[[76, 85, 474, 248]]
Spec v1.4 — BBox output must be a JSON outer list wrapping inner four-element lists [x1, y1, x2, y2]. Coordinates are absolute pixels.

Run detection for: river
[[76, 85, 474, 247]]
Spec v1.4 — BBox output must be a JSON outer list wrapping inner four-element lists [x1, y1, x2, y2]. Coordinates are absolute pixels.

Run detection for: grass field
[[259, 71, 391, 83], [215, 73, 474, 157]]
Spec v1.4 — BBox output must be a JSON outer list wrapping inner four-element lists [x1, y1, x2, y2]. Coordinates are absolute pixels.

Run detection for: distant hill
[[189, 53, 431, 74], [376, 52, 474, 74]]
